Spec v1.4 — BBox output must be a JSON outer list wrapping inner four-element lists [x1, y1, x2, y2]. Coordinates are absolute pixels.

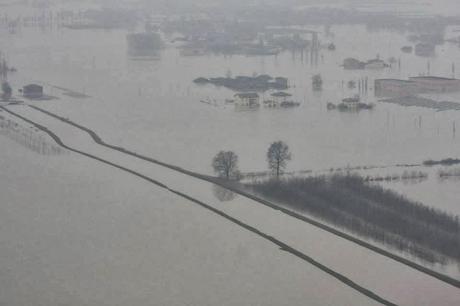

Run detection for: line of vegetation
[[423, 158, 460, 166], [240, 169, 313, 180], [0, 114, 64, 155], [1, 81, 12, 100], [241, 169, 428, 183], [248, 175, 460, 264], [210, 141, 460, 264], [240, 164, 423, 181]]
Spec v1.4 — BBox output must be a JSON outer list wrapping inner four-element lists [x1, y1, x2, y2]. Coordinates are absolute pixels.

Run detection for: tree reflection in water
[[212, 184, 237, 202]]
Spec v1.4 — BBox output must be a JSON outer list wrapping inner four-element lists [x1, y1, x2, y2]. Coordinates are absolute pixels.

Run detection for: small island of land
[[194, 74, 288, 92]]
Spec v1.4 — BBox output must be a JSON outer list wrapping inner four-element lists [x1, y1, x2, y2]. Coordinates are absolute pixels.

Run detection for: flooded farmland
[[1, 1, 460, 305], [4, 20, 460, 208]]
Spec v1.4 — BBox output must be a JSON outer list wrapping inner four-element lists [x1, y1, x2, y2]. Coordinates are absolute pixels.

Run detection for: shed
[[23, 84, 43, 99]]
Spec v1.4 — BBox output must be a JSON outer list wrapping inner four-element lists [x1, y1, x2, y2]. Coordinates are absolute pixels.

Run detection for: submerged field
[[249, 175, 460, 264], [2, 2, 460, 305]]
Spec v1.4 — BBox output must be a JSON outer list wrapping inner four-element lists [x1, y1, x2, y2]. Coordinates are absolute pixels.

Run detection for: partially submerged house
[[234, 93, 260, 111], [22, 84, 43, 99]]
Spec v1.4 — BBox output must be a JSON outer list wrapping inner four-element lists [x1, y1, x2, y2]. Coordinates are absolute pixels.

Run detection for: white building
[[234, 93, 260, 111]]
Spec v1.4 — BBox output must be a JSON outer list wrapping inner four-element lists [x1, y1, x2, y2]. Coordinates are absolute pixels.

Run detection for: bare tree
[[267, 141, 291, 177], [212, 151, 239, 180]]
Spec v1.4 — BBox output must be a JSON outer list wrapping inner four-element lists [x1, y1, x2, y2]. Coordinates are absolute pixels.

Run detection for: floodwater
[[2, 2, 460, 304], [2, 19, 460, 216], [2, 104, 460, 304], [297, 0, 460, 16], [0, 136, 384, 306]]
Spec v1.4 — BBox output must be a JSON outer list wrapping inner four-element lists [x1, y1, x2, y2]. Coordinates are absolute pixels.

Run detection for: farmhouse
[[234, 93, 260, 111], [23, 84, 43, 99], [415, 43, 435, 57]]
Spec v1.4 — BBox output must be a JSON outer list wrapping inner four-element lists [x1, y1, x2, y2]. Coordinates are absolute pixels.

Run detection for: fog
[[1, 1, 460, 305]]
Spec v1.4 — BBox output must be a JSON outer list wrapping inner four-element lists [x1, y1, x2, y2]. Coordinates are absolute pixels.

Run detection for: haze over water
[[1, 1, 460, 305]]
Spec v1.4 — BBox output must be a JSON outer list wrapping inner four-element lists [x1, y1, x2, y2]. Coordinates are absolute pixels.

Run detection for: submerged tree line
[[211, 141, 460, 264], [249, 175, 460, 264]]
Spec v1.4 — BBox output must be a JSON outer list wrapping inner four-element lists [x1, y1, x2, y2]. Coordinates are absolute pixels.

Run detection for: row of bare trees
[[212, 141, 291, 180]]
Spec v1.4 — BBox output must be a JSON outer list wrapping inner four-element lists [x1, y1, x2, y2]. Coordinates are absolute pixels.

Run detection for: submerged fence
[[0, 115, 64, 155]]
